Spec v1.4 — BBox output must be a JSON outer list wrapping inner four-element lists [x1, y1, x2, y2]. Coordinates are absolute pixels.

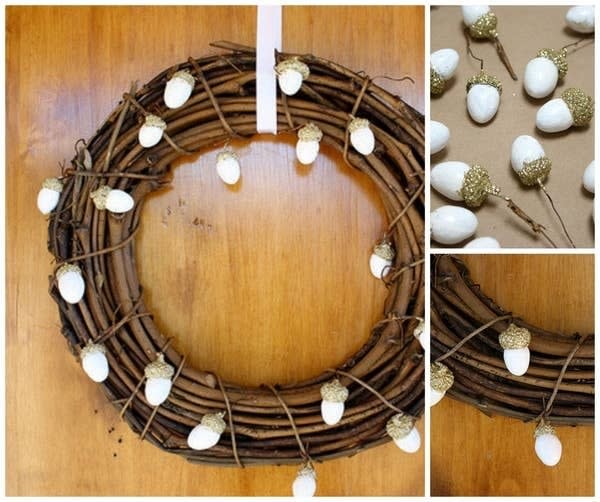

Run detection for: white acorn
[[413, 319, 427, 350], [320, 379, 349, 426], [462, 5, 491, 27], [536, 88, 593, 133], [144, 353, 174, 406], [524, 48, 568, 99], [292, 463, 317, 498], [56, 264, 85, 304], [369, 241, 395, 279], [430, 362, 454, 407], [37, 177, 63, 215], [464, 236, 501, 249], [296, 123, 323, 165], [430, 121, 450, 155], [187, 412, 227, 450], [499, 323, 531, 376], [80, 342, 109, 382], [276, 57, 310, 96], [466, 71, 502, 124], [510, 135, 552, 186], [164, 70, 195, 109], [138, 114, 167, 148], [583, 160, 595, 194], [534, 422, 562, 467], [349, 117, 375, 155], [216, 149, 241, 185], [386, 414, 421, 453], [430, 48, 459, 95], [431, 206, 478, 245], [90, 186, 134, 213], [565, 5, 595, 34], [430, 161, 470, 202]]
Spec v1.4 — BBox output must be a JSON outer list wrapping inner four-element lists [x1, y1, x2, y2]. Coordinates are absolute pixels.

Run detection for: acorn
[[164, 70, 195, 109], [565, 5, 594, 34], [510, 135, 552, 186], [413, 319, 427, 350], [524, 48, 567, 99], [466, 70, 502, 124], [80, 342, 109, 383], [320, 379, 349, 426], [90, 185, 134, 213], [499, 323, 531, 376], [583, 160, 595, 194], [430, 120, 450, 155], [216, 149, 241, 185], [386, 413, 421, 453], [464, 236, 501, 249], [56, 263, 85, 304], [430, 362, 454, 406], [431, 161, 500, 207], [37, 177, 63, 215], [187, 412, 227, 450], [430, 48, 459, 96], [430, 206, 478, 245], [348, 118, 375, 155], [536, 87, 593, 133], [534, 421, 562, 467], [276, 57, 310, 96], [296, 123, 323, 165], [292, 463, 317, 498], [369, 240, 395, 279], [144, 353, 175, 406], [138, 114, 166, 148]]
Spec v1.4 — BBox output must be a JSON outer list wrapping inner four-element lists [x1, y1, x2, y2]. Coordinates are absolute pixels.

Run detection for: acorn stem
[[537, 181, 576, 248], [464, 27, 485, 70], [493, 36, 518, 80]]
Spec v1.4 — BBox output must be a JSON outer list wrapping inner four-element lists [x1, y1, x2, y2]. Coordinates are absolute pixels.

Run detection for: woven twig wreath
[[43, 41, 425, 471], [431, 255, 593, 426]]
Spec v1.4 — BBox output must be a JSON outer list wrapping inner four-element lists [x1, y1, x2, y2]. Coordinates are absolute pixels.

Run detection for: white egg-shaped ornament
[[144, 353, 175, 407], [565, 5, 595, 34], [369, 240, 395, 279], [430, 48, 459, 96], [431, 162, 499, 207], [583, 160, 595, 194], [510, 135, 552, 186], [348, 117, 375, 155], [292, 463, 317, 498], [413, 319, 427, 350], [536, 87, 593, 133], [524, 48, 567, 99], [276, 57, 310, 96], [319, 379, 349, 426], [216, 149, 241, 185], [431, 206, 478, 245], [386, 413, 421, 453], [164, 70, 195, 109], [296, 123, 323, 165], [138, 114, 167, 148], [466, 71, 502, 124], [462, 5, 492, 28], [56, 264, 85, 304], [187, 412, 227, 450], [37, 177, 63, 215], [464, 236, 501, 249], [80, 342, 109, 383], [430, 362, 454, 407], [430, 120, 450, 155], [498, 323, 531, 376], [90, 185, 135, 214], [534, 422, 562, 467]]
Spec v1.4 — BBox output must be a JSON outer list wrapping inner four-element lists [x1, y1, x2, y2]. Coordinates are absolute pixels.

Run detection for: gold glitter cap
[[537, 48, 568, 80], [534, 421, 556, 438], [145, 353, 175, 379], [217, 149, 239, 163], [56, 263, 82, 279], [90, 185, 112, 210], [144, 114, 167, 129], [298, 122, 323, 142], [200, 412, 227, 434], [373, 241, 395, 261], [499, 323, 531, 350], [561, 88, 594, 127], [43, 177, 64, 192], [320, 379, 349, 403], [297, 463, 317, 479], [518, 157, 552, 186], [430, 67, 446, 96], [275, 57, 310, 79], [386, 413, 415, 440], [348, 117, 370, 133], [431, 362, 454, 393], [469, 12, 498, 40], [466, 70, 502, 95], [170, 69, 195, 86], [460, 164, 501, 208], [81, 342, 107, 358]]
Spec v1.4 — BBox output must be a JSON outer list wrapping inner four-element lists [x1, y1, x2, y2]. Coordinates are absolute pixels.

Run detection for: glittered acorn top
[[562, 88, 594, 127], [201, 412, 227, 434], [144, 353, 175, 379], [386, 413, 415, 440], [469, 12, 498, 39], [430, 67, 446, 96], [466, 70, 502, 94], [320, 379, 349, 402], [373, 241, 395, 260], [144, 114, 167, 129], [43, 177, 64, 192], [298, 122, 323, 142], [518, 157, 552, 186], [459, 164, 501, 208], [170, 69, 195, 86], [534, 421, 556, 438], [499, 323, 532, 349], [431, 362, 454, 392], [537, 48, 568, 79], [275, 57, 310, 79]]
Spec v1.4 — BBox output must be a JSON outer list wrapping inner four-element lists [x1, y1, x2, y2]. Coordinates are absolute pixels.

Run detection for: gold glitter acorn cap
[[217, 149, 239, 163], [430, 67, 446, 96], [373, 241, 395, 261], [145, 353, 175, 379], [460, 164, 501, 208], [386, 413, 415, 440], [469, 12, 498, 40], [320, 379, 349, 403], [90, 185, 112, 210], [537, 48, 568, 80], [144, 114, 167, 129], [297, 463, 317, 479], [561, 88, 594, 127], [81, 341, 107, 358], [431, 362, 454, 393], [171, 69, 195, 86], [534, 421, 556, 438], [43, 177, 64, 192], [466, 70, 502, 95], [56, 263, 82, 279], [200, 412, 227, 434], [348, 117, 371, 133], [298, 122, 323, 142], [518, 156, 552, 186], [499, 323, 531, 349], [275, 57, 310, 79]]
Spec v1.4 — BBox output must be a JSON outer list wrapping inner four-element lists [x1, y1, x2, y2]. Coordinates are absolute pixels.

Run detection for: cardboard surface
[[431, 6, 594, 249]]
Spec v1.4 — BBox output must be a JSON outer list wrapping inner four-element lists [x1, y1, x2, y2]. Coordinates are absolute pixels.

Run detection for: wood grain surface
[[431, 254, 594, 496], [6, 6, 424, 496]]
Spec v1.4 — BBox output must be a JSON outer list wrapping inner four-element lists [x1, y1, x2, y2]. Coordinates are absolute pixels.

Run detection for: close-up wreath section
[[38, 42, 424, 496]]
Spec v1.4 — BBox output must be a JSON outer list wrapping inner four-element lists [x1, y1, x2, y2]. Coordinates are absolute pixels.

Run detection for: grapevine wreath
[[40, 41, 425, 494]]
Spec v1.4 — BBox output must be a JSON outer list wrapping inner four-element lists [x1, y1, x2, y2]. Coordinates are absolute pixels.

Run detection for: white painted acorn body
[[37, 178, 63, 215], [524, 57, 558, 99], [565, 5, 594, 34], [81, 343, 109, 382], [369, 241, 395, 279], [430, 49, 460, 80], [430, 362, 454, 407], [321, 401, 344, 426], [413, 319, 427, 350], [386, 413, 421, 453], [583, 160, 595, 193], [534, 423, 562, 466], [138, 115, 166, 147], [292, 465, 317, 497], [187, 413, 226, 450], [394, 426, 421, 453], [296, 123, 322, 165], [464, 236, 501, 249], [90, 186, 134, 214], [320, 379, 349, 425], [276, 58, 310, 96], [164, 70, 195, 109], [144, 354, 174, 406], [430, 388, 446, 407], [511, 135, 546, 173], [503, 348, 530, 376], [536, 98, 573, 132], [467, 84, 500, 123], [430, 161, 470, 201], [462, 5, 491, 27], [216, 150, 241, 185], [57, 264, 85, 304], [431, 206, 478, 245], [430, 121, 450, 155], [349, 118, 375, 155]]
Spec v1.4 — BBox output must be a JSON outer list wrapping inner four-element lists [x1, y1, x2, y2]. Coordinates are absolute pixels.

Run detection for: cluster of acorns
[[430, 5, 594, 248]]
